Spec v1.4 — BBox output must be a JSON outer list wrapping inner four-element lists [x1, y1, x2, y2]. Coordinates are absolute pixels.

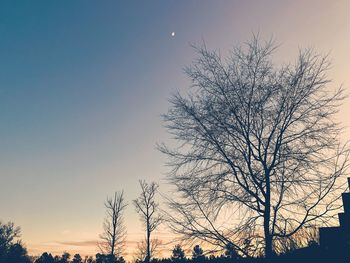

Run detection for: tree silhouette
[[171, 245, 185, 261], [192, 245, 204, 260], [58, 252, 70, 263], [95, 253, 104, 263], [6, 242, 31, 263], [99, 191, 127, 259], [160, 36, 350, 258], [72, 254, 82, 263], [133, 180, 162, 262], [0, 221, 20, 257], [95, 253, 125, 263], [84, 256, 94, 263], [0, 221, 30, 263], [35, 252, 55, 263]]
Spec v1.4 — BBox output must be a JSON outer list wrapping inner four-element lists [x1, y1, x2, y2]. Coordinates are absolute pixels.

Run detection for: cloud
[[56, 240, 98, 247], [55, 239, 143, 247]]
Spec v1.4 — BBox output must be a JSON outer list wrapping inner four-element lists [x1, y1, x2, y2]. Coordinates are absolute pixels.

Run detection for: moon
[[171, 32, 175, 37]]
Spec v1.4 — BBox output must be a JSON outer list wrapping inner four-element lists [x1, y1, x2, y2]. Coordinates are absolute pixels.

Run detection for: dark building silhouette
[[319, 177, 350, 251]]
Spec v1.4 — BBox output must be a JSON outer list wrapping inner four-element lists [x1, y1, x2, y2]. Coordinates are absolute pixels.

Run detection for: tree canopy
[[160, 36, 350, 257]]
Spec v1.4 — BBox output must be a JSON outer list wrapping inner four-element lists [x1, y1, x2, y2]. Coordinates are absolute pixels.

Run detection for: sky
[[1, 0, 350, 259]]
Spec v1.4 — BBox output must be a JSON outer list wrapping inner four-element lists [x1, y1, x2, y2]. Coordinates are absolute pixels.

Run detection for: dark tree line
[[34, 252, 126, 263], [32, 243, 251, 263]]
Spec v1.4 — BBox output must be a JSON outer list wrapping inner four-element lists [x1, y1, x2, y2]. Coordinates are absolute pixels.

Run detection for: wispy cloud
[[56, 240, 98, 247], [54, 239, 143, 247]]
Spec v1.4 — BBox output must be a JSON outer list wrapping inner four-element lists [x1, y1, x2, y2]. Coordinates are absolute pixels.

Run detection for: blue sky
[[0, 0, 350, 258]]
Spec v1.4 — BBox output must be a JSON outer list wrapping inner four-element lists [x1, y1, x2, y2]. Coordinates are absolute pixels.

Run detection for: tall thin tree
[[99, 191, 127, 258], [133, 180, 162, 262]]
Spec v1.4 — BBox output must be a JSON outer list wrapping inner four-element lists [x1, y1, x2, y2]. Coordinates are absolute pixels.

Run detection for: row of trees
[[0, 180, 164, 263], [99, 181, 162, 263], [1, 219, 204, 263], [33, 244, 207, 263], [0, 217, 321, 263]]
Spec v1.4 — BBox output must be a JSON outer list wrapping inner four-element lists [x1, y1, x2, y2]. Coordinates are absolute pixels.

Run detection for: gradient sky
[[1, 0, 350, 259]]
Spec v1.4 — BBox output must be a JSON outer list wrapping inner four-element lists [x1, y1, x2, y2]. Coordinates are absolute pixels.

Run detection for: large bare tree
[[99, 191, 127, 258], [159, 36, 350, 258], [133, 180, 162, 262]]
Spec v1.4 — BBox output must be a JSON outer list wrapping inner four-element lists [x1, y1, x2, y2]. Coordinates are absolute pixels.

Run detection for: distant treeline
[[0, 221, 348, 263], [29, 244, 350, 263]]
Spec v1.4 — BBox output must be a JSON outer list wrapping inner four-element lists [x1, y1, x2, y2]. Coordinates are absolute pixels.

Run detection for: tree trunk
[[146, 220, 151, 263], [264, 177, 273, 258], [264, 227, 273, 259]]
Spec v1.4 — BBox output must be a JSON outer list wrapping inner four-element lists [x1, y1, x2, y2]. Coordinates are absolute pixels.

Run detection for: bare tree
[[159, 36, 350, 258], [99, 191, 127, 258], [133, 180, 162, 262]]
